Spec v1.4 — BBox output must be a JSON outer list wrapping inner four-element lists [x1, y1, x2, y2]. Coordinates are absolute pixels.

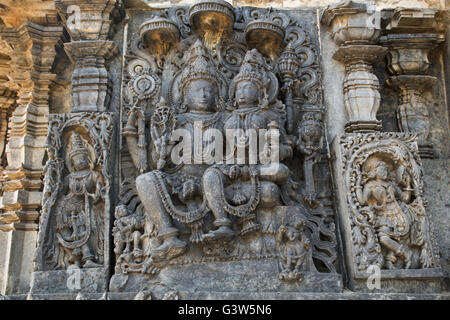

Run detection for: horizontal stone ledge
[[8, 291, 450, 300], [355, 267, 444, 280]]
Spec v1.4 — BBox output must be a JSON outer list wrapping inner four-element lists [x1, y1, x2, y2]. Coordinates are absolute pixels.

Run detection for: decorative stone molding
[[0, 22, 63, 230], [381, 9, 445, 158], [0, 87, 15, 231], [386, 8, 438, 33], [55, 0, 118, 41], [0, 0, 58, 28], [322, 1, 385, 133], [56, 0, 121, 113], [64, 40, 118, 113], [331, 132, 443, 292], [0, 51, 16, 175], [321, 0, 379, 45]]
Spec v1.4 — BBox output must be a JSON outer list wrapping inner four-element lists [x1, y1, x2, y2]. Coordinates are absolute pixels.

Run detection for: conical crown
[[68, 133, 89, 159], [232, 49, 268, 91], [230, 49, 269, 100], [179, 39, 220, 93]]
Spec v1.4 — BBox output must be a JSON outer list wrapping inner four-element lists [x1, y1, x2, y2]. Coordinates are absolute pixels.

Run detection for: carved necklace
[[69, 170, 91, 195], [184, 112, 220, 128], [232, 106, 260, 115]]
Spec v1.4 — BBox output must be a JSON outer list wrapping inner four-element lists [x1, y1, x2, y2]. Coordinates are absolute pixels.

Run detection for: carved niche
[[34, 113, 114, 271], [112, 1, 339, 293], [331, 132, 442, 289]]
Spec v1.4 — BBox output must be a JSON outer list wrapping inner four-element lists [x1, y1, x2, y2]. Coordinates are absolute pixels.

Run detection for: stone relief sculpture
[[296, 112, 323, 205], [112, 1, 339, 289], [53, 132, 104, 268], [34, 113, 113, 271], [277, 207, 315, 282], [340, 133, 440, 272], [201, 48, 290, 241]]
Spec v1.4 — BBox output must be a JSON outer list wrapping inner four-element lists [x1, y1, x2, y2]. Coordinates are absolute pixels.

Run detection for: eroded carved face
[[286, 226, 300, 242], [72, 153, 90, 171], [375, 161, 388, 181], [235, 80, 260, 108], [184, 79, 217, 113]]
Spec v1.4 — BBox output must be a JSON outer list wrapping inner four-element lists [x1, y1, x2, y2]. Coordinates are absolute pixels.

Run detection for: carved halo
[[127, 59, 151, 78]]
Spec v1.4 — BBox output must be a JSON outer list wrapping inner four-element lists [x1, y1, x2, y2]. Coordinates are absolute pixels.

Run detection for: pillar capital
[[322, 1, 381, 46], [381, 8, 445, 159], [55, 0, 120, 41]]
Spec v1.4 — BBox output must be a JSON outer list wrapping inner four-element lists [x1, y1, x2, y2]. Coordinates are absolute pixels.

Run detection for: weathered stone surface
[[29, 268, 108, 294], [331, 132, 443, 291], [0, 0, 448, 300], [110, 260, 343, 294]]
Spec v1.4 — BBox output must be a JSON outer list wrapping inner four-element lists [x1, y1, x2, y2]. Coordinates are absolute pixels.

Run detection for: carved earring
[[214, 96, 219, 111], [232, 98, 238, 110], [177, 101, 187, 113]]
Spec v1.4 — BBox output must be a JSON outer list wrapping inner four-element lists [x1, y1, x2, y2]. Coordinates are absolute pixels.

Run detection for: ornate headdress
[[179, 39, 221, 94], [363, 157, 388, 174], [229, 49, 270, 103], [68, 133, 89, 160]]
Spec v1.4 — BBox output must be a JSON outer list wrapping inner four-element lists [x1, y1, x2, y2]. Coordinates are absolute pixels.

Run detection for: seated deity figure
[[356, 158, 415, 269], [134, 40, 228, 264], [202, 49, 293, 241], [54, 133, 104, 269]]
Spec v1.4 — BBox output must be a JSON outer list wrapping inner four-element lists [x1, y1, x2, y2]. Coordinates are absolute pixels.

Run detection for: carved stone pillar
[[0, 88, 15, 228], [64, 41, 117, 112], [0, 48, 16, 192], [27, 0, 120, 299], [381, 9, 444, 158], [0, 22, 62, 295], [0, 23, 62, 231], [322, 1, 386, 133], [56, 0, 119, 112]]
